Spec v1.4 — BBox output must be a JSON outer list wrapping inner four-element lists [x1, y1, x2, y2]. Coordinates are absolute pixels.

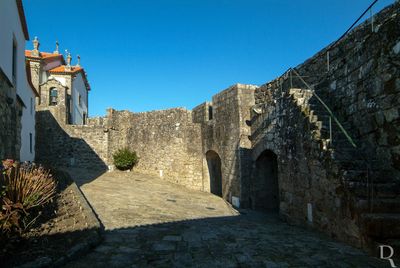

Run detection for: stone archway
[[206, 150, 222, 197], [252, 150, 279, 212]]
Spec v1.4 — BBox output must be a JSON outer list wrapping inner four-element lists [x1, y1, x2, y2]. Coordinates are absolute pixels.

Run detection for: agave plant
[[0, 162, 57, 234]]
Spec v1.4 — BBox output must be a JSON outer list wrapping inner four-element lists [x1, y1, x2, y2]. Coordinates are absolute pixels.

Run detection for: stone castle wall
[[0, 68, 22, 160], [250, 2, 400, 249], [251, 92, 361, 244], [254, 2, 400, 177], [35, 109, 108, 170], [34, 1, 399, 253], [193, 84, 256, 204], [36, 107, 204, 190], [106, 108, 203, 190]]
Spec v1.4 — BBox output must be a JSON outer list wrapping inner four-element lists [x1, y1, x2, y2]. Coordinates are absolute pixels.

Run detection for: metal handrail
[[279, 0, 381, 210], [329, 0, 378, 52], [317, 0, 379, 71], [278, 0, 379, 148], [288, 68, 357, 148]]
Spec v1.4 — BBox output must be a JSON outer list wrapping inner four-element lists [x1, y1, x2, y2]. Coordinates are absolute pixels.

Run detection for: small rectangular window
[[12, 39, 17, 86], [208, 105, 213, 120], [30, 98, 33, 115], [29, 133, 32, 154]]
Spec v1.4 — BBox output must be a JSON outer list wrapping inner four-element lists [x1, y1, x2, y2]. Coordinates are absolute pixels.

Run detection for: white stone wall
[[71, 73, 88, 124], [0, 1, 25, 84], [0, 0, 35, 161], [20, 86, 35, 161], [53, 76, 67, 87]]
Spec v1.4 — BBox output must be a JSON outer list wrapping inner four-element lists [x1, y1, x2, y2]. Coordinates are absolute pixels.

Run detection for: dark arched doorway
[[252, 150, 279, 212], [206, 150, 222, 197]]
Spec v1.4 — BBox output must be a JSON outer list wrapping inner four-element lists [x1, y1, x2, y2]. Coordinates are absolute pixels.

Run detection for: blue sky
[[24, 0, 394, 116]]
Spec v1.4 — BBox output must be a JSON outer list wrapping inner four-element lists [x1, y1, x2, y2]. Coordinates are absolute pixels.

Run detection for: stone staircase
[[289, 88, 400, 256]]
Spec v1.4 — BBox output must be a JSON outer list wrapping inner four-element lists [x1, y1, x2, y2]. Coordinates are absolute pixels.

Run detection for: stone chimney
[[76, 55, 81, 67], [53, 41, 59, 54], [32, 36, 40, 57]]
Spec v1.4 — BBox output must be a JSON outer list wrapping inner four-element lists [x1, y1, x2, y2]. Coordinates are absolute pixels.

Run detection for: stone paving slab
[[64, 169, 387, 267]]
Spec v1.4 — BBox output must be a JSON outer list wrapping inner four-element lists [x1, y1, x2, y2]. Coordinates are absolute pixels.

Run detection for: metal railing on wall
[[281, 0, 382, 211], [326, 0, 379, 72], [274, 0, 382, 147], [284, 67, 375, 211], [252, 0, 387, 211], [288, 68, 357, 148]]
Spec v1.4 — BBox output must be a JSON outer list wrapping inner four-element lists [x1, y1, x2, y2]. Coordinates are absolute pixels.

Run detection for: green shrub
[[113, 148, 139, 170], [0, 161, 57, 235]]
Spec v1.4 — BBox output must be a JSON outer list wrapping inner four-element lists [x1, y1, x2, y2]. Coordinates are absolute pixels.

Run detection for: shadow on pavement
[[61, 211, 389, 268]]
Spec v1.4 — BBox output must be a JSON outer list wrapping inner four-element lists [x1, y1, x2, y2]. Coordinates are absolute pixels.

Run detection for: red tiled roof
[[49, 65, 91, 91], [48, 65, 83, 74], [25, 50, 63, 60], [25, 50, 91, 91]]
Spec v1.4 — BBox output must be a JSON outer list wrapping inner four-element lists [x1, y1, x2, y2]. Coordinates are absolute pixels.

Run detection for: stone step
[[290, 92, 304, 100], [354, 198, 400, 213], [345, 173, 396, 184], [342, 169, 368, 180], [331, 146, 360, 155], [330, 138, 358, 148], [320, 121, 332, 130], [309, 107, 331, 117], [289, 88, 302, 95], [309, 97, 325, 104], [320, 125, 331, 133], [308, 102, 334, 112], [337, 161, 367, 171], [347, 182, 400, 198], [332, 151, 363, 162], [330, 122, 353, 132], [314, 120, 322, 129], [333, 147, 360, 154], [310, 114, 318, 123], [361, 213, 400, 239], [320, 128, 330, 137], [330, 129, 357, 139], [329, 138, 358, 147], [369, 169, 399, 183], [331, 144, 361, 152], [331, 138, 358, 146]]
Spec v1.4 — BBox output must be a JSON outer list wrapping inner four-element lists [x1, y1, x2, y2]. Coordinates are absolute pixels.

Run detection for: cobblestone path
[[64, 170, 386, 267]]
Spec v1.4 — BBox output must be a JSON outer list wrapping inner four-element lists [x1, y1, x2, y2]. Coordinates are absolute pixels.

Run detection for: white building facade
[[0, 0, 37, 161]]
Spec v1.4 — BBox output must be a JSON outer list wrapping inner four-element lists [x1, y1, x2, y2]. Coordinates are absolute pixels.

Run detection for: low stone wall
[[107, 108, 203, 190], [35, 110, 108, 171], [36, 107, 204, 191], [64, 124, 109, 170]]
